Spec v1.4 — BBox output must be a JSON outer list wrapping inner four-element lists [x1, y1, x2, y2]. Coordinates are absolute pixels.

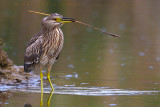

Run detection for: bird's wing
[[24, 32, 43, 72], [27, 31, 43, 47]]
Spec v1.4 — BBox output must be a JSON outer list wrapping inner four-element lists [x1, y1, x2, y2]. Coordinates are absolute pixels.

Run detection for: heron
[[24, 11, 120, 93], [24, 13, 75, 91]]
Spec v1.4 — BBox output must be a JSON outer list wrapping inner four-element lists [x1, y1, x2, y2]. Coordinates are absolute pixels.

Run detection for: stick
[[28, 10, 121, 37], [28, 10, 50, 16], [75, 20, 121, 37]]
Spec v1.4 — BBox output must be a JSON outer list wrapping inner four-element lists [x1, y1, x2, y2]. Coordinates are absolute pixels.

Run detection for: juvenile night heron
[[24, 13, 75, 91]]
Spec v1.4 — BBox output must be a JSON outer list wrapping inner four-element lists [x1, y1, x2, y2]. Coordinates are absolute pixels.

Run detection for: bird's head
[[42, 13, 75, 28]]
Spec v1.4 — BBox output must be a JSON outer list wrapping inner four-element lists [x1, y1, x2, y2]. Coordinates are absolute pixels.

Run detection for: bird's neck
[[43, 27, 63, 38]]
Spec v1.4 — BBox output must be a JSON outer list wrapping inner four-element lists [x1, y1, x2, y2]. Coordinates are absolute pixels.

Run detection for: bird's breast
[[40, 28, 64, 66]]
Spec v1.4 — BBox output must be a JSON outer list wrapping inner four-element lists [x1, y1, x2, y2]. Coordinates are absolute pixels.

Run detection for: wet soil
[[0, 39, 38, 84]]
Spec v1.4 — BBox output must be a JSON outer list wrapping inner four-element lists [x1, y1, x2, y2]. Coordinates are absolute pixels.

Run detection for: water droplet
[[5, 102, 9, 104], [64, 84, 75, 87], [156, 57, 160, 61], [81, 83, 89, 85], [109, 104, 117, 106], [119, 24, 125, 30], [43, 77, 47, 79], [121, 63, 125, 66], [42, 70, 46, 73], [65, 74, 78, 78], [149, 66, 154, 69], [109, 49, 114, 53], [68, 64, 74, 68], [139, 52, 145, 56], [74, 74, 78, 78], [65, 75, 73, 78]]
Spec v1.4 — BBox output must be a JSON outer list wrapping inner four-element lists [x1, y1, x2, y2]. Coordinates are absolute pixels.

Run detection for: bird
[[24, 13, 75, 91]]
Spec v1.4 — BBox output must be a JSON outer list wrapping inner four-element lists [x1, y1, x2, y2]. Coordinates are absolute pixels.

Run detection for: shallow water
[[1, 84, 160, 107], [2, 84, 160, 96], [1, 0, 160, 107], [1, 83, 160, 107]]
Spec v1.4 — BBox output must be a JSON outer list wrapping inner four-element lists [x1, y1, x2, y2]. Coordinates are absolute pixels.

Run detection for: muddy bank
[[0, 65, 39, 84], [0, 39, 38, 84]]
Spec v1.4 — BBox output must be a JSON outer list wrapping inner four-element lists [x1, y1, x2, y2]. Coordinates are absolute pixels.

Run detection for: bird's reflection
[[40, 88, 43, 107], [47, 90, 54, 107], [40, 89, 54, 107]]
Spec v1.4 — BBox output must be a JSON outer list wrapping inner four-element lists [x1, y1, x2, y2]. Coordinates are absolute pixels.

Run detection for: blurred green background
[[0, 0, 160, 107]]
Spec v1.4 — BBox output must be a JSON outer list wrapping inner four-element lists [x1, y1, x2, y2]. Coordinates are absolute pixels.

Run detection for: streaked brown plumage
[[24, 13, 74, 91]]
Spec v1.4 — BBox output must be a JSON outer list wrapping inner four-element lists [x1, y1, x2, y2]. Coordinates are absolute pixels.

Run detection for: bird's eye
[[53, 18, 57, 21]]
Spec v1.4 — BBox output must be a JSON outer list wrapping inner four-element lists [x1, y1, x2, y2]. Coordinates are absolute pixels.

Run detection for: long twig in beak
[[28, 10, 121, 37], [75, 20, 121, 37], [28, 10, 50, 16]]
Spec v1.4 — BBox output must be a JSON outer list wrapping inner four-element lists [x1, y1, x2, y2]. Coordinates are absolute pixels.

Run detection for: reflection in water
[[40, 71, 43, 107], [41, 89, 54, 107], [0, 86, 54, 107], [47, 90, 54, 107], [1, 85, 160, 96], [0, 91, 12, 106], [2, 84, 160, 106], [40, 88, 43, 107]]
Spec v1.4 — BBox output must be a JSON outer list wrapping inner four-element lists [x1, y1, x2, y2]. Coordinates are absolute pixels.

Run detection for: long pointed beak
[[60, 17, 75, 23]]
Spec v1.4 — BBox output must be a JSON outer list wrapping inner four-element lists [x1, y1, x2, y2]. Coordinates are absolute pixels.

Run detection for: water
[[1, 84, 160, 107], [1, 0, 160, 107]]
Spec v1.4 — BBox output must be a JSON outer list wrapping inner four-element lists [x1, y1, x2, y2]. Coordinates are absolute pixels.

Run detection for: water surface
[[1, 0, 160, 107]]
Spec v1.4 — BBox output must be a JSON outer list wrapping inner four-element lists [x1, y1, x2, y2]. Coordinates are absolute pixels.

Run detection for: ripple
[[1, 85, 159, 96]]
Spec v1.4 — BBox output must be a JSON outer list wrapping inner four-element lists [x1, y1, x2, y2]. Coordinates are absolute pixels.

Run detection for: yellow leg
[[47, 90, 54, 107], [47, 65, 54, 91], [40, 69, 43, 107]]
